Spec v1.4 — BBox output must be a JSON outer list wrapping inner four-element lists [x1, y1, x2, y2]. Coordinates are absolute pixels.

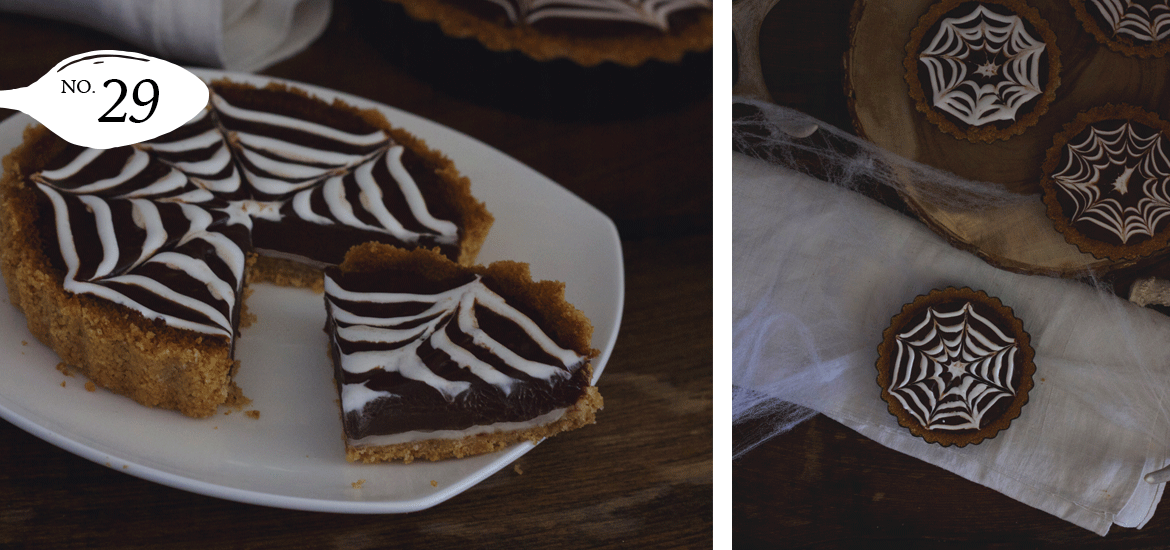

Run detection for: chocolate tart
[[904, 0, 1060, 143], [325, 243, 602, 463], [1071, 0, 1170, 59], [0, 79, 492, 417], [1040, 104, 1170, 263], [351, 0, 712, 118], [876, 287, 1035, 447]]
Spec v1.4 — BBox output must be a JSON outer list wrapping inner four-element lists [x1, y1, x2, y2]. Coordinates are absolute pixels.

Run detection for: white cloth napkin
[[0, 0, 331, 72], [733, 151, 1170, 535]]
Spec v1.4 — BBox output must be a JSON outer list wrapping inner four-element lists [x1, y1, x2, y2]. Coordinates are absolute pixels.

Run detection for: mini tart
[[0, 80, 492, 418], [326, 244, 603, 463], [382, 0, 712, 67], [876, 287, 1035, 447], [1070, 0, 1170, 58], [904, 0, 1061, 143], [1040, 104, 1170, 262]]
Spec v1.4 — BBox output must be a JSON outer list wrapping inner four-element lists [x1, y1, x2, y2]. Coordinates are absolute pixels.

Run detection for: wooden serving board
[[845, 0, 1170, 276]]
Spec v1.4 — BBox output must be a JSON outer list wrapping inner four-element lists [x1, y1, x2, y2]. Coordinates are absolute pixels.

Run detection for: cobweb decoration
[[889, 302, 1018, 431], [918, 5, 1047, 126], [731, 98, 1030, 212], [731, 97, 1170, 462], [1052, 121, 1170, 244]]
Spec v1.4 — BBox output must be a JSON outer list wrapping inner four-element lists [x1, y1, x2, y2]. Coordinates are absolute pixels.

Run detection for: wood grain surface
[[0, 1, 713, 548], [735, 0, 1170, 546], [847, 0, 1170, 276]]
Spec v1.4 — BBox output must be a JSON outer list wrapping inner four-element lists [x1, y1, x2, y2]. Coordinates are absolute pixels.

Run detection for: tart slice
[[324, 243, 603, 463]]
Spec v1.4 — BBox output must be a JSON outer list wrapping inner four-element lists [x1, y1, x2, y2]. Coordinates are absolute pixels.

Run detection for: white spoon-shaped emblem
[[0, 50, 209, 150]]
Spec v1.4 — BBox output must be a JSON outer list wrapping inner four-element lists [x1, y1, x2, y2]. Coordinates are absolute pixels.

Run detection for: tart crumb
[[60, 381, 65, 388], [514, 464, 524, 475], [430, 480, 438, 487], [352, 479, 365, 489], [245, 410, 260, 420], [84, 381, 96, 392]]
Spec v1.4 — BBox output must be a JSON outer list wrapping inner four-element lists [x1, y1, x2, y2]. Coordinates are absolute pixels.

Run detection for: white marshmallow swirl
[[918, 4, 1048, 126], [889, 301, 1020, 431], [1052, 120, 1170, 244]]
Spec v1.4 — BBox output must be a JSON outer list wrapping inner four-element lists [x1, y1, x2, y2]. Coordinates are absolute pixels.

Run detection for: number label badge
[[2, 50, 208, 149]]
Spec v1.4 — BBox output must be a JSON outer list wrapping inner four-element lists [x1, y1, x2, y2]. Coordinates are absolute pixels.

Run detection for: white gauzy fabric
[[733, 106, 1170, 534], [0, 0, 331, 72]]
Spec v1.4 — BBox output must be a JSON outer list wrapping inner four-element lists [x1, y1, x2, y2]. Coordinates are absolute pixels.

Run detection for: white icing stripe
[[62, 277, 231, 337], [466, 282, 586, 369], [38, 148, 104, 180], [184, 231, 248, 283], [128, 199, 168, 275], [147, 251, 236, 306], [918, 4, 1047, 127], [236, 132, 372, 166], [140, 128, 222, 152], [240, 147, 336, 180], [114, 169, 189, 199], [383, 146, 460, 241], [76, 195, 119, 279], [36, 183, 82, 280], [291, 186, 333, 225], [193, 166, 241, 194], [888, 302, 1018, 431], [172, 142, 232, 175], [242, 166, 326, 196], [211, 93, 388, 146], [336, 323, 430, 344], [50, 148, 151, 194], [430, 325, 517, 395]]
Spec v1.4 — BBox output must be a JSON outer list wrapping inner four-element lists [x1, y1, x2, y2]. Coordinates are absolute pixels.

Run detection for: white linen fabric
[[0, 0, 331, 72], [733, 99, 1170, 535]]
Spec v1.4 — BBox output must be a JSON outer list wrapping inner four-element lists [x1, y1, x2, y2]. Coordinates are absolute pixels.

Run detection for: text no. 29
[[62, 78, 159, 124]]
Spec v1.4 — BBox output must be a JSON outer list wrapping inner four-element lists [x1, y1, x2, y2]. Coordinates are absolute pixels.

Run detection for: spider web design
[[31, 88, 460, 338], [1089, 0, 1170, 43], [918, 4, 1047, 126], [327, 274, 581, 411], [889, 302, 1020, 431], [1052, 121, 1170, 245]]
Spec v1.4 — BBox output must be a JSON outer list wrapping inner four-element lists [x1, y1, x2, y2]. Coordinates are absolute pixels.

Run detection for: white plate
[[0, 70, 624, 513]]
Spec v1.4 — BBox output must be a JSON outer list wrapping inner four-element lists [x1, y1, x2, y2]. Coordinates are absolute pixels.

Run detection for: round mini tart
[[1070, 0, 1170, 59], [876, 287, 1035, 447], [1040, 104, 1170, 262], [904, 0, 1060, 143]]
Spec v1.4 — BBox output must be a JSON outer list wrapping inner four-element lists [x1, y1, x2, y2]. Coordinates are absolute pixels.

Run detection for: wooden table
[[0, 2, 713, 547], [734, 0, 1170, 545]]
